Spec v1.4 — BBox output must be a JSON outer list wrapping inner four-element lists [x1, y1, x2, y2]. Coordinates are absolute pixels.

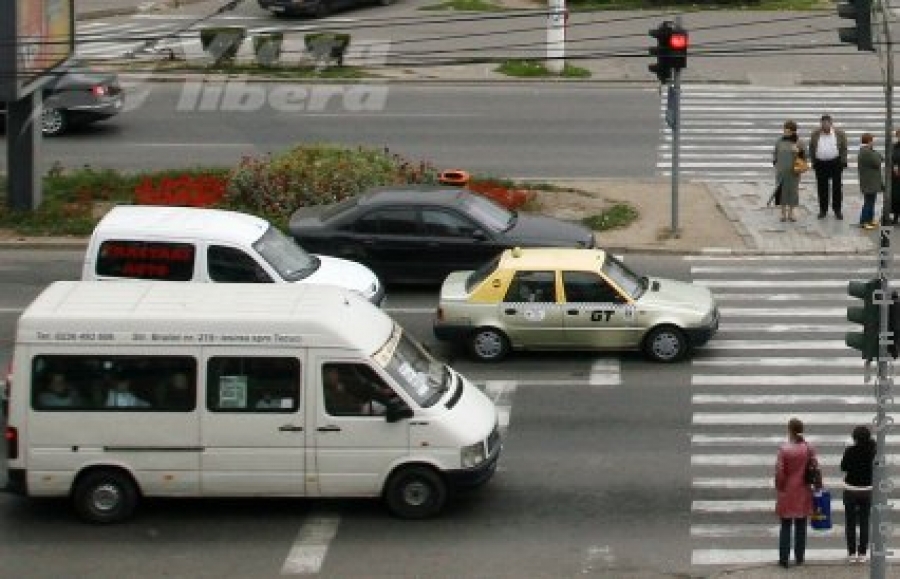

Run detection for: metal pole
[[871, 2, 893, 576], [6, 92, 42, 211], [670, 17, 681, 238], [546, 0, 565, 75]]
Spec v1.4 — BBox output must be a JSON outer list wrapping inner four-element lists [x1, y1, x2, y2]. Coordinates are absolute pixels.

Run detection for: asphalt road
[[0, 250, 697, 578], [0, 84, 660, 179]]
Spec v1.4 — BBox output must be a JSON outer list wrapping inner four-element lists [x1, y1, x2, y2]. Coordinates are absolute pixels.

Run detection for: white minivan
[[4, 281, 500, 523], [82, 205, 384, 305]]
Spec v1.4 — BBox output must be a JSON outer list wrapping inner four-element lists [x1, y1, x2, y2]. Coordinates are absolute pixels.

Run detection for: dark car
[[0, 61, 124, 137], [289, 186, 597, 285], [259, 0, 392, 17]]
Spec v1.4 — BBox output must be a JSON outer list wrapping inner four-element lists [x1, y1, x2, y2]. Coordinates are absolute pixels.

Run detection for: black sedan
[[0, 61, 123, 136], [289, 185, 597, 285]]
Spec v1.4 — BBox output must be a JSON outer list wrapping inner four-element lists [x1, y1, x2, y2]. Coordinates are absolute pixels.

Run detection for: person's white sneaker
[[848, 555, 857, 564], [858, 554, 869, 564]]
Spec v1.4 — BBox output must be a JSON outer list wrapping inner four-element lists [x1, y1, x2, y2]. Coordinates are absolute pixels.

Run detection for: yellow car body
[[433, 248, 719, 362]]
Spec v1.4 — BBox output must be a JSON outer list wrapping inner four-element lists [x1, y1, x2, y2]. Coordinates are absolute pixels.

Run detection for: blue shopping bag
[[811, 489, 832, 531]]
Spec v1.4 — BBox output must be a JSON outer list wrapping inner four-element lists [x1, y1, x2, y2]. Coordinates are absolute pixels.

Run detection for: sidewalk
[[711, 561, 900, 579], [76, 0, 210, 20]]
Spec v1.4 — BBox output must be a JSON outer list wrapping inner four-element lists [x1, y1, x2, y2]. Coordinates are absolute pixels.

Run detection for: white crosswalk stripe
[[687, 255, 891, 566], [659, 85, 897, 182]]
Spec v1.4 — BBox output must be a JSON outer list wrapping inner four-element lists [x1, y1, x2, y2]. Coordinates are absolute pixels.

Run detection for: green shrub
[[199, 27, 247, 65], [252, 33, 284, 67], [224, 145, 439, 226], [304, 33, 351, 66]]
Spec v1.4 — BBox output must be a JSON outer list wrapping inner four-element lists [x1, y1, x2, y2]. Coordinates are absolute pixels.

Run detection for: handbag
[[811, 489, 832, 530], [793, 156, 809, 175], [804, 442, 823, 489]]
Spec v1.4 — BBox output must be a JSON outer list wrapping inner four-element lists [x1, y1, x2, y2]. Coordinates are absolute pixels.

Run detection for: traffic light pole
[[871, 2, 893, 577], [670, 67, 681, 237]]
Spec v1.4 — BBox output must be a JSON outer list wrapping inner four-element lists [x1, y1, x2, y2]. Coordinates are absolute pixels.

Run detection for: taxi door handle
[[566, 309, 579, 315], [503, 308, 517, 315], [317, 425, 342, 432], [278, 425, 304, 432]]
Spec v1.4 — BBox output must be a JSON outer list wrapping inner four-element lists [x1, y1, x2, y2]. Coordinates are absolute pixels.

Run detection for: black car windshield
[[253, 226, 320, 282], [375, 323, 449, 408], [463, 193, 514, 231], [602, 254, 644, 299]]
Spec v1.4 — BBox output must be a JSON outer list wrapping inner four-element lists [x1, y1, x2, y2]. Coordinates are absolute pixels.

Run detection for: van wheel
[[469, 327, 509, 362], [385, 466, 447, 519], [73, 470, 139, 524], [643, 325, 688, 363]]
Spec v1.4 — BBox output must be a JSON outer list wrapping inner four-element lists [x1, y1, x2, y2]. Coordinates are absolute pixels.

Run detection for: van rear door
[[200, 350, 307, 495]]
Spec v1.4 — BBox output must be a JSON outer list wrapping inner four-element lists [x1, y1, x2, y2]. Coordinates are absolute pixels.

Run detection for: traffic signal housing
[[846, 279, 879, 361], [648, 21, 689, 84], [837, 0, 875, 52]]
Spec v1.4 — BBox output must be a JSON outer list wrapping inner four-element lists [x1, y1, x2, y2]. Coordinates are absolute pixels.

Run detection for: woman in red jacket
[[775, 417, 815, 568]]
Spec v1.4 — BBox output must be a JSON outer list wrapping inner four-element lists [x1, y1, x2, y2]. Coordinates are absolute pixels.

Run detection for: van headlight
[[461, 441, 486, 468]]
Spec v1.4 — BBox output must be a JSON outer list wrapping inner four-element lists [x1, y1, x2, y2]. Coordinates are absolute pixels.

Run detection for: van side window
[[31, 355, 196, 412], [96, 240, 195, 281], [207, 357, 300, 412], [322, 363, 397, 417], [208, 246, 273, 283]]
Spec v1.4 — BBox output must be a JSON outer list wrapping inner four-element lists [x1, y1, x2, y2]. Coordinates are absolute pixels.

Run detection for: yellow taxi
[[433, 247, 719, 362]]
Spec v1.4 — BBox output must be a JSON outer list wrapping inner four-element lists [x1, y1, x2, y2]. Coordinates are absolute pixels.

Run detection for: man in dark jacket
[[809, 114, 849, 220], [857, 133, 883, 230]]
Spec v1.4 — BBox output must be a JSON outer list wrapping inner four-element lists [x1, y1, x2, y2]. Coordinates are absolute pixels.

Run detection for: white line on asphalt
[[684, 255, 862, 261], [697, 280, 848, 288], [702, 340, 847, 349], [0, 308, 25, 314], [280, 513, 340, 575], [692, 412, 876, 425], [589, 359, 619, 386], [717, 323, 847, 332], [692, 500, 900, 513], [692, 549, 859, 565], [691, 434, 891, 446], [690, 266, 873, 275], [692, 454, 876, 467], [712, 294, 850, 302], [692, 375, 867, 386], [692, 357, 863, 367], [692, 394, 872, 404], [692, 477, 900, 489], [691, 524, 851, 538], [718, 307, 846, 316]]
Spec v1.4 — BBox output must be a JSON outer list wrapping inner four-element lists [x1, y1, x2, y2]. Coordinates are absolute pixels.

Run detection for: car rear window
[[465, 255, 501, 293], [95, 240, 195, 281]]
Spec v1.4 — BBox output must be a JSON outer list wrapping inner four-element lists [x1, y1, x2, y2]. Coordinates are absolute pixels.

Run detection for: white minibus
[[4, 281, 500, 523]]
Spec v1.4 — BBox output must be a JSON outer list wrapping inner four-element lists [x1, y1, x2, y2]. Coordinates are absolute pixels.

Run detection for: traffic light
[[649, 21, 689, 84], [846, 279, 879, 360], [837, 0, 874, 52], [890, 291, 900, 358]]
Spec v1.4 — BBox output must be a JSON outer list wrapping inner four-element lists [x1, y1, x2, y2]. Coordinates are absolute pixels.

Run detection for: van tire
[[73, 469, 139, 524], [385, 466, 447, 519], [469, 327, 510, 362]]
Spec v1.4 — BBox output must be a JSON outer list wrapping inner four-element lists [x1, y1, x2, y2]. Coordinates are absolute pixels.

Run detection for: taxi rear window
[[96, 240, 195, 281], [466, 255, 501, 293]]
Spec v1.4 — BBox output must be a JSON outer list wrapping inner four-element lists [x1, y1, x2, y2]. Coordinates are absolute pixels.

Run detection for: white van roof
[[17, 281, 393, 355], [95, 205, 270, 246]]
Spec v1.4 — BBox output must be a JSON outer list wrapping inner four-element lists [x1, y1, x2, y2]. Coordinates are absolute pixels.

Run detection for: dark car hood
[[503, 213, 595, 248]]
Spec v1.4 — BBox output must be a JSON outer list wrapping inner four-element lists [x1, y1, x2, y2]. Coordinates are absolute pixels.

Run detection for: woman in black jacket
[[841, 425, 876, 563], [891, 129, 900, 223]]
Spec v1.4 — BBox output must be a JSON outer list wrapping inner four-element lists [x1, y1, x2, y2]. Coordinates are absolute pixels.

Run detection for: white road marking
[[693, 476, 900, 489], [684, 254, 868, 261], [691, 266, 873, 275], [692, 524, 850, 538], [280, 513, 340, 575], [692, 549, 858, 565], [718, 307, 846, 317], [692, 375, 868, 386], [692, 357, 864, 367], [693, 412, 876, 425], [691, 434, 900, 446], [692, 500, 899, 513], [702, 340, 847, 349], [692, 394, 872, 405], [589, 359, 619, 386], [711, 293, 850, 301], [717, 323, 848, 332], [691, 454, 889, 467]]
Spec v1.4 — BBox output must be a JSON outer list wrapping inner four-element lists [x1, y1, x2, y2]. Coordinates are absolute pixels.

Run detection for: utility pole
[[546, 0, 566, 75]]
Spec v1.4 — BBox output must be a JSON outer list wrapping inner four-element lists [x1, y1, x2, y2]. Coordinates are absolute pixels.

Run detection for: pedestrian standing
[[857, 133, 884, 230], [775, 417, 815, 568], [773, 120, 804, 223], [841, 425, 876, 564], [891, 128, 900, 224], [809, 114, 849, 219]]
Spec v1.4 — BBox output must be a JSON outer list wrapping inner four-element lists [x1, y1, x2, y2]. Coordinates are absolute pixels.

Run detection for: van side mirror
[[385, 401, 413, 423]]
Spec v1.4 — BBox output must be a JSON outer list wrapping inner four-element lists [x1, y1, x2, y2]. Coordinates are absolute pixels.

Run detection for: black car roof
[[358, 186, 472, 207]]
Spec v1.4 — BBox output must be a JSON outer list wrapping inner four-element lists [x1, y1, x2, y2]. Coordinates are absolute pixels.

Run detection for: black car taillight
[[91, 85, 108, 97]]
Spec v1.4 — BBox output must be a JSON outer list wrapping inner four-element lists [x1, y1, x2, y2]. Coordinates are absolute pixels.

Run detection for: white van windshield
[[374, 324, 450, 408], [253, 226, 320, 282]]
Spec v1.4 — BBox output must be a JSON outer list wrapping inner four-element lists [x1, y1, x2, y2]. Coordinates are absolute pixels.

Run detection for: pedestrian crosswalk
[[686, 255, 892, 566], [659, 85, 897, 183]]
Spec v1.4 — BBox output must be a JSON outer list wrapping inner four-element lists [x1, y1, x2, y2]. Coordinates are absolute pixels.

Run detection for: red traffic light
[[669, 33, 688, 51]]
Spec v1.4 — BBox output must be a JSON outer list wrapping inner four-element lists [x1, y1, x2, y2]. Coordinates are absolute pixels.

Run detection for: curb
[[77, 0, 211, 22]]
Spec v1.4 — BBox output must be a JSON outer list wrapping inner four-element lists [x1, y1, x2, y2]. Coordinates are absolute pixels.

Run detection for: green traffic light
[[846, 279, 879, 360]]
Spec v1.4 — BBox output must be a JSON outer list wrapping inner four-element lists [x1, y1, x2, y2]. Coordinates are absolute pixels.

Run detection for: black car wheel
[[384, 466, 447, 519], [73, 469, 140, 524], [643, 325, 688, 363], [41, 108, 67, 136], [469, 327, 510, 362], [313, 0, 331, 17]]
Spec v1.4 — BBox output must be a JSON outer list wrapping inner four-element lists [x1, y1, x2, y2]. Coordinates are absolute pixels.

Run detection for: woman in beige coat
[[773, 120, 806, 223]]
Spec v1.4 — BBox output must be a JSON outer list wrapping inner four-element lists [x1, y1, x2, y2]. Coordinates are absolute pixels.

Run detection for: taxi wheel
[[73, 469, 139, 524], [644, 325, 688, 363], [384, 465, 447, 519], [469, 327, 510, 362]]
